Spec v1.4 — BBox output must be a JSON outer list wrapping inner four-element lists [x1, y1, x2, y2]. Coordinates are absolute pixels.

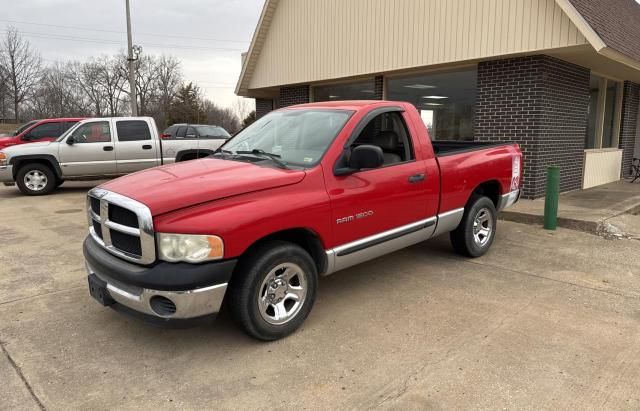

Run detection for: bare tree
[[156, 55, 182, 128], [133, 53, 161, 116], [201, 98, 241, 134], [0, 27, 42, 121], [29, 62, 88, 118], [70, 60, 105, 116], [0, 63, 9, 121], [94, 56, 127, 116], [232, 97, 254, 123]]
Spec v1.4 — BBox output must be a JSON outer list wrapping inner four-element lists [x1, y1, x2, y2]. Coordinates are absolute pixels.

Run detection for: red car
[[83, 101, 522, 340], [0, 118, 83, 150]]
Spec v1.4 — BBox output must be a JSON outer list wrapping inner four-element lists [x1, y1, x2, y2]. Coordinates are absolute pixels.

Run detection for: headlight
[[157, 233, 224, 263], [0, 152, 7, 167]]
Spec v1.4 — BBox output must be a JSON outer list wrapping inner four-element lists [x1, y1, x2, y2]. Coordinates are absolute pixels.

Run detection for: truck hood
[[1, 140, 53, 153], [100, 158, 307, 215]]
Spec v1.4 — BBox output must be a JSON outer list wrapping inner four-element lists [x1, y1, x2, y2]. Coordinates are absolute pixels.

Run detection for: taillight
[[160, 133, 171, 139], [511, 155, 521, 190]]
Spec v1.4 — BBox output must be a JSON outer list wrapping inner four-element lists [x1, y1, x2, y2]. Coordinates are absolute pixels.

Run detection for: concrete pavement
[[1, 182, 640, 410], [500, 180, 640, 238]]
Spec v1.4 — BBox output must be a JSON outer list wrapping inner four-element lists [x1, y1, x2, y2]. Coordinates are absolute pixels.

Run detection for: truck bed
[[432, 140, 507, 156]]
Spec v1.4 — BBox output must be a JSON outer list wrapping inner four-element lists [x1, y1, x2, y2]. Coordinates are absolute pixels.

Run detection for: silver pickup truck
[[0, 117, 228, 195]]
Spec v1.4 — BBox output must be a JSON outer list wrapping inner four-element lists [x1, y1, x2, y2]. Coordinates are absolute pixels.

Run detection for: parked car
[[161, 123, 231, 144], [83, 101, 522, 340], [0, 118, 83, 150], [0, 117, 226, 195]]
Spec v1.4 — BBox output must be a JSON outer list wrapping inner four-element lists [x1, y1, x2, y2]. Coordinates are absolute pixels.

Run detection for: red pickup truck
[[84, 101, 521, 340], [0, 118, 83, 150]]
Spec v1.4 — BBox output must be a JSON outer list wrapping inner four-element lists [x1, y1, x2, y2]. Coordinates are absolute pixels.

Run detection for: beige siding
[[248, 0, 588, 90], [583, 149, 623, 189]]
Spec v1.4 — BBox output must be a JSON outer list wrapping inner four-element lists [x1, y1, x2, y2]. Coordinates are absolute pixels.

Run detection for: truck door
[[325, 109, 440, 249], [114, 119, 160, 174], [58, 120, 117, 176]]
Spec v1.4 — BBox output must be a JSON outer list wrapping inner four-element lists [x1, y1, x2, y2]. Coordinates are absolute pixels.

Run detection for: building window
[[387, 68, 477, 141], [585, 74, 622, 149], [313, 79, 377, 102]]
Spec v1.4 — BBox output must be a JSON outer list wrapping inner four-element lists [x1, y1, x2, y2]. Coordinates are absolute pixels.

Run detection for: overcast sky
[[0, 0, 264, 108]]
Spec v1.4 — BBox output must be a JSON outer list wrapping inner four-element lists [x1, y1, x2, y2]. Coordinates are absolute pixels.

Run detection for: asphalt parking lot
[[1, 182, 640, 410]]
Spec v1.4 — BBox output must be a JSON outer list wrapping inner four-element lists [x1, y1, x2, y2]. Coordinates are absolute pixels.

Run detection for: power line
[[0, 19, 250, 44], [0, 29, 245, 52]]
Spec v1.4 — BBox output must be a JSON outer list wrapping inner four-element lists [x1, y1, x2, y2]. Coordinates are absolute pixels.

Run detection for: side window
[[70, 121, 111, 143], [176, 126, 187, 138], [25, 123, 62, 141], [116, 120, 151, 142], [186, 127, 197, 139], [62, 121, 78, 132], [351, 112, 414, 166]]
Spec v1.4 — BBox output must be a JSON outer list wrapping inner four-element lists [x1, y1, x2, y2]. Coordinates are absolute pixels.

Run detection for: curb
[[498, 211, 600, 235]]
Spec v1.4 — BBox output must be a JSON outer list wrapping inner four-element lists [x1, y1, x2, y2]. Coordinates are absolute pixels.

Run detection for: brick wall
[[619, 81, 640, 177], [255, 98, 274, 119], [374, 76, 384, 100], [278, 85, 310, 107], [475, 55, 590, 198]]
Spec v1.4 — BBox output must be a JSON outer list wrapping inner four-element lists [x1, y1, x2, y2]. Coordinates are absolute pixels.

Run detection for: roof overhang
[[236, 0, 640, 96]]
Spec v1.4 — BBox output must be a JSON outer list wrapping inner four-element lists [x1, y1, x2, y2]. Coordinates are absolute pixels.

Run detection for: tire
[[228, 240, 318, 341], [450, 194, 497, 258], [16, 163, 57, 196]]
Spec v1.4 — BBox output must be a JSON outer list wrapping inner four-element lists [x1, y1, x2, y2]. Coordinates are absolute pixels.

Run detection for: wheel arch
[[467, 180, 501, 208], [237, 228, 328, 276], [10, 155, 62, 180]]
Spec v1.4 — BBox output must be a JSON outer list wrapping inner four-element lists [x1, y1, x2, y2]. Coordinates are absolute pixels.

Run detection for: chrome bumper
[[86, 262, 227, 319], [0, 165, 13, 183], [497, 189, 521, 211]]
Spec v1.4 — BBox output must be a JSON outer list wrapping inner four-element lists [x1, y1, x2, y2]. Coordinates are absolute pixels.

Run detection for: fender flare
[[9, 155, 63, 179]]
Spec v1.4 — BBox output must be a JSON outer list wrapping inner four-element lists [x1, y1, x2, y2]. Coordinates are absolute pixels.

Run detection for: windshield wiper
[[236, 149, 288, 169]]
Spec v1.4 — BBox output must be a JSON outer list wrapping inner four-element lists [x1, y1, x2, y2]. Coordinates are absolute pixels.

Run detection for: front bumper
[[83, 235, 236, 325], [0, 165, 13, 183]]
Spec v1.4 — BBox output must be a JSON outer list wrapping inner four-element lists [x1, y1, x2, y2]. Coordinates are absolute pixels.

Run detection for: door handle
[[408, 173, 425, 183], [142, 145, 152, 150], [103, 146, 114, 151]]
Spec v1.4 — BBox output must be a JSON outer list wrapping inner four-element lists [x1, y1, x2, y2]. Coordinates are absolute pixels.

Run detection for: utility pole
[[126, 0, 138, 116]]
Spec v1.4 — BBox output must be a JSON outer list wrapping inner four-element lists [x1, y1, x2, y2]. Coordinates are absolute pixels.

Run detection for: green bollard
[[543, 166, 560, 230]]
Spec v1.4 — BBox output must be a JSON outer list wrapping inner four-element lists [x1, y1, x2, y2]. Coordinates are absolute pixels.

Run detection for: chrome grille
[[87, 188, 156, 265]]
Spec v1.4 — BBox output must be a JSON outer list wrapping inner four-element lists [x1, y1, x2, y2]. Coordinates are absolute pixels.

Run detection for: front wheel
[[228, 241, 318, 341], [16, 163, 57, 196], [450, 195, 497, 257]]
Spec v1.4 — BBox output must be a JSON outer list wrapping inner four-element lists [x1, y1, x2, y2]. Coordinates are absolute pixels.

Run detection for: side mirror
[[66, 136, 75, 145], [350, 145, 384, 170], [22, 133, 34, 142], [334, 145, 384, 176]]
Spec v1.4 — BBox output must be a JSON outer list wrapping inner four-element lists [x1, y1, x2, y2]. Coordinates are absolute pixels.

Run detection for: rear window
[[116, 121, 151, 141]]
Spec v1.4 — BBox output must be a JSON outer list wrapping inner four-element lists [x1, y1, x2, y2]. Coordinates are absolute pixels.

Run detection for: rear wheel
[[228, 241, 318, 341], [16, 163, 57, 196], [450, 195, 497, 257]]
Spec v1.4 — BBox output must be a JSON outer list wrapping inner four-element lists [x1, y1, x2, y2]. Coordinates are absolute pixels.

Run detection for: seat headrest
[[374, 131, 399, 151]]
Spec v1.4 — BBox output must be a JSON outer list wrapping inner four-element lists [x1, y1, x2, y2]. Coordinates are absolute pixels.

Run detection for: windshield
[[222, 109, 352, 167], [196, 125, 230, 138], [9, 121, 38, 136]]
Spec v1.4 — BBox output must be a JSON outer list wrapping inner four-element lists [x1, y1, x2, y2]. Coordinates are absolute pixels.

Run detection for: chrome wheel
[[472, 207, 493, 247], [258, 262, 307, 325], [24, 170, 48, 192]]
